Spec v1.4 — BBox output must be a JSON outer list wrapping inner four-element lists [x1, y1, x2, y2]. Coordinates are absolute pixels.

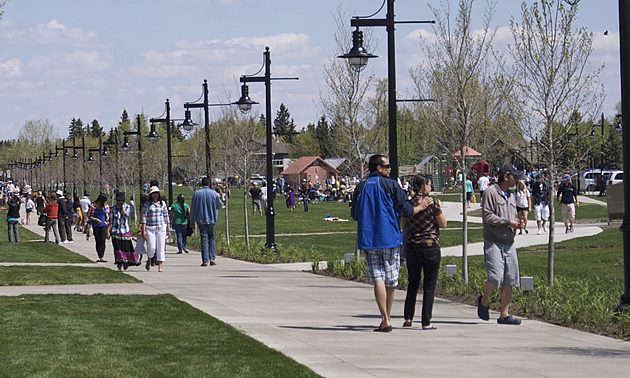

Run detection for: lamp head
[[181, 109, 195, 132], [146, 124, 159, 142], [338, 27, 378, 72], [122, 136, 132, 152], [87, 153, 95, 163], [233, 84, 258, 114]]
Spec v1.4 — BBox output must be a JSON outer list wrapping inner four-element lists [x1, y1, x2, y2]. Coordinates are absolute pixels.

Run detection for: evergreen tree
[[68, 118, 85, 140], [315, 116, 332, 158], [273, 103, 297, 144], [90, 119, 104, 138], [118, 110, 132, 133]]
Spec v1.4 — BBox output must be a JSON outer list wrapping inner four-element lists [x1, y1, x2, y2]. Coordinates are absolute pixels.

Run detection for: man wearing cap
[[478, 163, 523, 325], [79, 193, 91, 236], [557, 174, 579, 233], [56, 190, 68, 243], [190, 177, 222, 266], [248, 182, 263, 216], [532, 175, 550, 234]]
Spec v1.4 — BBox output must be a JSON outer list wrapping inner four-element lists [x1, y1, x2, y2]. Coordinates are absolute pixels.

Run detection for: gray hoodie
[[482, 182, 518, 244]]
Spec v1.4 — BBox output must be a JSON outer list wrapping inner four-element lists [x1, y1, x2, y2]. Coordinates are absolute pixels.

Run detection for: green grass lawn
[[0, 266, 141, 286], [460, 227, 625, 284], [0, 216, 93, 263], [467, 202, 608, 223], [0, 294, 320, 377]]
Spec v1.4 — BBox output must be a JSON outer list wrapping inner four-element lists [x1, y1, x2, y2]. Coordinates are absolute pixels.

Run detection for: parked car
[[606, 170, 624, 186], [577, 169, 603, 192], [249, 174, 266, 187]]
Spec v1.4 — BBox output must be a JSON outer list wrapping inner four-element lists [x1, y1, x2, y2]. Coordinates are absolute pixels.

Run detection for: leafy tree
[[291, 122, 320, 157], [273, 103, 297, 144], [411, 0, 517, 282], [318, 6, 378, 179], [510, 0, 604, 285]]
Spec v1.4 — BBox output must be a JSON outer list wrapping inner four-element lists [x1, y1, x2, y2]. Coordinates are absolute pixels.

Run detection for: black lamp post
[[617, 0, 630, 310], [122, 115, 145, 194], [103, 128, 119, 189], [149, 99, 174, 206], [55, 140, 70, 193], [71, 136, 87, 197], [88, 135, 108, 192], [339, 0, 434, 178], [233, 47, 298, 251]]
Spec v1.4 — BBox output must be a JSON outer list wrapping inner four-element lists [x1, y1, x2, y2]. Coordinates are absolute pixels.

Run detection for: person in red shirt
[[42, 192, 61, 243]]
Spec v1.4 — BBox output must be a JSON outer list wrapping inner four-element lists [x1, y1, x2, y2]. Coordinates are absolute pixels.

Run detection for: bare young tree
[[411, 0, 518, 282], [510, 0, 604, 285], [318, 6, 379, 179]]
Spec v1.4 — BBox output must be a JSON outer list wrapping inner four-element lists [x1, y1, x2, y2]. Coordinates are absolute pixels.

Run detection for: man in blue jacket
[[352, 155, 426, 332], [190, 177, 222, 266]]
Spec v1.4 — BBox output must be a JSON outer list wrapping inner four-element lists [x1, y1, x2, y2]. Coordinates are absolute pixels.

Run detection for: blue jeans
[[198, 223, 216, 263], [173, 224, 188, 252]]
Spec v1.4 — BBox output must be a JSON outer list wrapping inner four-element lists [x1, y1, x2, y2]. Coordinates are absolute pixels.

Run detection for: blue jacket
[[352, 173, 414, 250], [190, 186, 222, 225]]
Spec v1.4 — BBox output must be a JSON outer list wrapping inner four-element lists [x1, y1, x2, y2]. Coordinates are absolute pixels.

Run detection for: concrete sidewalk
[[3, 208, 628, 377]]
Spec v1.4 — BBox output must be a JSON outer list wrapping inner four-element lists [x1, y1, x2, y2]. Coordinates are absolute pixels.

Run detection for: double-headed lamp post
[[55, 140, 70, 193], [149, 99, 173, 205], [339, 0, 434, 178], [233, 47, 298, 251], [122, 115, 145, 194]]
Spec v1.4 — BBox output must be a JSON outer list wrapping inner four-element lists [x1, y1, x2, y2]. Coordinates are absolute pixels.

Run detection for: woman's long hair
[[95, 193, 107, 208]]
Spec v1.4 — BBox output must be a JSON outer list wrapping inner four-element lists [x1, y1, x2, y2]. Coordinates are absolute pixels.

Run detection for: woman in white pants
[[141, 186, 171, 272]]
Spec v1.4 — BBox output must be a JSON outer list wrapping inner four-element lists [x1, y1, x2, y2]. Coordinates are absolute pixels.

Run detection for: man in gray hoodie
[[477, 164, 523, 325]]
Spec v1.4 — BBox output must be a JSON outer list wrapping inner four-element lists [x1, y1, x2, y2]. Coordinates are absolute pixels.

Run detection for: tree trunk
[[547, 134, 556, 287], [224, 169, 230, 246], [243, 183, 250, 249]]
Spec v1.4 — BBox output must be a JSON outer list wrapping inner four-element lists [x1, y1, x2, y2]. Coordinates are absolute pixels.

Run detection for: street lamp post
[[123, 115, 145, 195], [233, 47, 298, 251], [55, 140, 70, 193], [103, 128, 119, 189], [71, 136, 87, 197], [617, 0, 630, 310], [88, 135, 108, 192], [339, 0, 434, 178], [149, 99, 174, 206]]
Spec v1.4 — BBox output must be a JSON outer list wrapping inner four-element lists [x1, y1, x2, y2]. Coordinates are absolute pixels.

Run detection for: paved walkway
[[3, 202, 629, 377]]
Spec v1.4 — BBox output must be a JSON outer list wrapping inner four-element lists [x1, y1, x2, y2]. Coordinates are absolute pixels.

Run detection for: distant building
[[280, 156, 339, 189]]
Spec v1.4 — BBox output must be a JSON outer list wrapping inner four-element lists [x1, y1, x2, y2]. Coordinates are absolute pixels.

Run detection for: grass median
[[0, 294, 320, 377], [0, 266, 140, 286]]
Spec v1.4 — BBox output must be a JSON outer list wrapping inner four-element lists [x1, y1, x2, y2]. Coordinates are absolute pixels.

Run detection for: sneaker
[[537, 229, 541, 235], [570, 225, 574, 233], [565, 228, 569, 234], [67, 240, 73, 244], [210, 261, 217, 266], [497, 315, 521, 325], [477, 296, 490, 321], [543, 224, 547, 233]]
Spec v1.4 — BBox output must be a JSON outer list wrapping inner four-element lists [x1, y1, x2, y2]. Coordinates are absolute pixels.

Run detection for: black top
[[249, 187, 262, 200], [7, 201, 20, 219]]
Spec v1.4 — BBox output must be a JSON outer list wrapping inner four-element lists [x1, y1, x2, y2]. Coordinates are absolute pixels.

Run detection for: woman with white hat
[[140, 186, 170, 272]]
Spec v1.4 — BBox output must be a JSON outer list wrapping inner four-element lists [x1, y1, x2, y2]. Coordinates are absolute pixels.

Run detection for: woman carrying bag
[[170, 194, 190, 254], [108, 192, 141, 271], [87, 193, 110, 263], [141, 186, 170, 272]]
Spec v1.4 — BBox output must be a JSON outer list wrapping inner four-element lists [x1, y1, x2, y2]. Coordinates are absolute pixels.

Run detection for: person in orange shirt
[[42, 192, 61, 244]]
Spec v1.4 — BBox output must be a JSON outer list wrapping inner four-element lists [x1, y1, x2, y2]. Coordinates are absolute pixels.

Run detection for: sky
[[0, 0, 622, 141]]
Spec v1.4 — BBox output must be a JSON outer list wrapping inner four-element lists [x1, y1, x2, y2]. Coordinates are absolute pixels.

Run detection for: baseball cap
[[563, 174, 571, 180], [497, 164, 524, 177]]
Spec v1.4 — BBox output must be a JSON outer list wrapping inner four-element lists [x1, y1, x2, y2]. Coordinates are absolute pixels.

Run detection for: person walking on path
[[465, 177, 474, 208], [56, 190, 68, 243], [25, 195, 35, 225], [248, 183, 263, 216], [352, 154, 426, 332], [190, 177, 222, 267], [42, 192, 60, 244], [79, 193, 91, 237], [171, 194, 190, 254], [477, 163, 523, 325], [6, 194, 21, 242], [87, 193, 110, 263], [35, 191, 46, 218], [141, 186, 170, 272], [532, 175, 550, 234], [108, 192, 140, 271], [63, 192, 74, 243], [515, 181, 531, 235], [402, 174, 447, 330], [557, 174, 579, 233]]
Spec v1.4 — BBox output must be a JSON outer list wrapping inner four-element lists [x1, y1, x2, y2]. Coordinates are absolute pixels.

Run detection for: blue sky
[[0, 0, 621, 140]]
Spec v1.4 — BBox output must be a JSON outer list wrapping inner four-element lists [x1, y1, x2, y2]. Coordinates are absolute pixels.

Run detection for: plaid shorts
[[363, 246, 401, 287]]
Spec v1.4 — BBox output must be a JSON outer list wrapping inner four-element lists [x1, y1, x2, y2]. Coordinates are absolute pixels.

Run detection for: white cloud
[[0, 58, 23, 78], [0, 19, 113, 49], [28, 51, 111, 72]]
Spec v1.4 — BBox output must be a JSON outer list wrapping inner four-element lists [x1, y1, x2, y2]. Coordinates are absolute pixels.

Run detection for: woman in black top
[[6, 195, 21, 242], [402, 174, 447, 330]]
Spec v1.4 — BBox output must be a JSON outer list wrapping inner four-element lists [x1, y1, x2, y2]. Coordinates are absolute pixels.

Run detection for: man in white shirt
[[79, 193, 91, 235], [478, 172, 490, 204], [260, 183, 268, 214]]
